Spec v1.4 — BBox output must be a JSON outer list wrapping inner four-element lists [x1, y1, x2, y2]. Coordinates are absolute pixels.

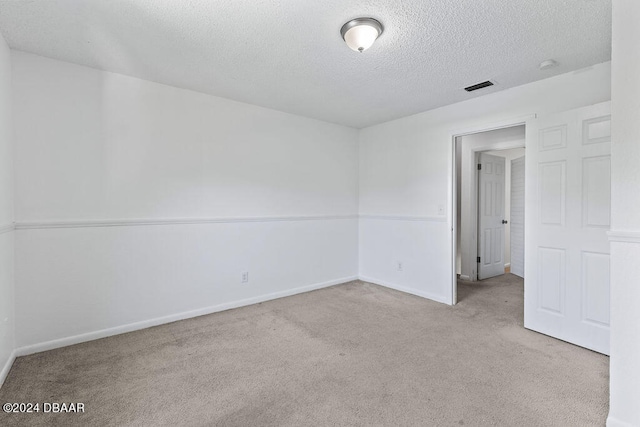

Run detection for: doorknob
[[502, 220, 508, 224]]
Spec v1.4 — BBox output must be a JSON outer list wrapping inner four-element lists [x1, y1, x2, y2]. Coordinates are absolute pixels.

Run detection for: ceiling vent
[[464, 81, 494, 92]]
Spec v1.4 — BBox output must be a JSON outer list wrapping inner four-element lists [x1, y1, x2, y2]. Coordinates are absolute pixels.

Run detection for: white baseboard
[[358, 275, 450, 305], [504, 263, 511, 268], [606, 415, 637, 427], [459, 275, 471, 281], [0, 350, 17, 388], [15, 275, 358, 357]]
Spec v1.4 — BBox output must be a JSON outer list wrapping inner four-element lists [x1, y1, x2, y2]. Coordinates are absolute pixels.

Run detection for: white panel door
[[525, 101, 611, 355], [478, 153, 506, 280], [510, 156, 525, 278]]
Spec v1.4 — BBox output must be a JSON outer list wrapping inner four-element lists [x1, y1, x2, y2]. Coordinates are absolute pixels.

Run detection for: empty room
[[0, 1, 639, 426]]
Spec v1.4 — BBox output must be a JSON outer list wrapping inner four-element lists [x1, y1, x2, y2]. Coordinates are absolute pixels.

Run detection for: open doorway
[[454, 125, 525, 290]]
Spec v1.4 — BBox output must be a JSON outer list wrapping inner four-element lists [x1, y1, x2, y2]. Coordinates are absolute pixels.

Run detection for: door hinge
[[477, 256, 481, 263], [477, 164, 482, 170]]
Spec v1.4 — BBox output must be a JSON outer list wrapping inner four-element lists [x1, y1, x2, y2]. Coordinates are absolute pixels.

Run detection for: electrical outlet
[[397, 261, 403, 271], [241, 271, 249, 283]]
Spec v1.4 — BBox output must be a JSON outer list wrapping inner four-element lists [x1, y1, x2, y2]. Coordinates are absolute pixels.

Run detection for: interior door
[[478, 153, 506, 280], [510, 156, 525, 278], [525, 101, 611, 355]]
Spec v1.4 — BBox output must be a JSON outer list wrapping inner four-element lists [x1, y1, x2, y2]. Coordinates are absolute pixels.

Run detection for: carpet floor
[[0, 275, 609, 426]]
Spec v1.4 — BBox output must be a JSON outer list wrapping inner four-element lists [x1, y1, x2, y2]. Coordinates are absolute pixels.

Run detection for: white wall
[[11, 51, 359, 350], [0, 33, 15, 385], [456, 126, 525, 280], [608, 1, 640, 426], [359, 62, 611, 305]]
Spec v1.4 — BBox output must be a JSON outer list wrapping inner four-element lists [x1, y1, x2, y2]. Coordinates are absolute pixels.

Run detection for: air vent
[[464, 81, 494, 92]]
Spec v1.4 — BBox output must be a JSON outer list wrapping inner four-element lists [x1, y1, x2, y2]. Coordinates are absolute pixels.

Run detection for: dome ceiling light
[[539, 59, 559, 70], [340, 18, 383, 53]]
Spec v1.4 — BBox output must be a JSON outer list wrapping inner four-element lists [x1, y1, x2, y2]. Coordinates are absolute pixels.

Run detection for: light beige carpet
[[0, 275, 609, 426]]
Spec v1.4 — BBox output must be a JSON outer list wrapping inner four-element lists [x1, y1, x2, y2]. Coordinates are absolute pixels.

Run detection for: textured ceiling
[[0, 0, 611, 128]]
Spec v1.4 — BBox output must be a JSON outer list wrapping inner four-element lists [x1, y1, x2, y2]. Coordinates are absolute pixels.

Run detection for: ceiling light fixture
[[340, 18, 383, 53], [539, 59, 559, 70]]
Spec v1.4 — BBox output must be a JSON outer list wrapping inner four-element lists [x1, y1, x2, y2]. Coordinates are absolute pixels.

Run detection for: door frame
[[449, 114, 535, 305]]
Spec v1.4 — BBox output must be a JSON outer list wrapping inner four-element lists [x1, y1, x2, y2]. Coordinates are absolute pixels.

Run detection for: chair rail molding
[[0, 223, 14, 235], [14, 215, 359, 230], [608, 230, 640, 244], [359, 214, 446, 222]]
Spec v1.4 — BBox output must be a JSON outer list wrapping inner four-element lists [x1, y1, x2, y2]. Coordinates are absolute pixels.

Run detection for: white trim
[[0, 223, 14, 235], [359, 275, 451, 305], [608, 230, 640, 244], [606, 416, 637, 427], [14, 275, 358, 356], [0, 350, 16, 388], [359, 214, 446, 222], [13, 215, 450, 230], [14, 215, 359, 230], [450, 114, 535, 138]]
